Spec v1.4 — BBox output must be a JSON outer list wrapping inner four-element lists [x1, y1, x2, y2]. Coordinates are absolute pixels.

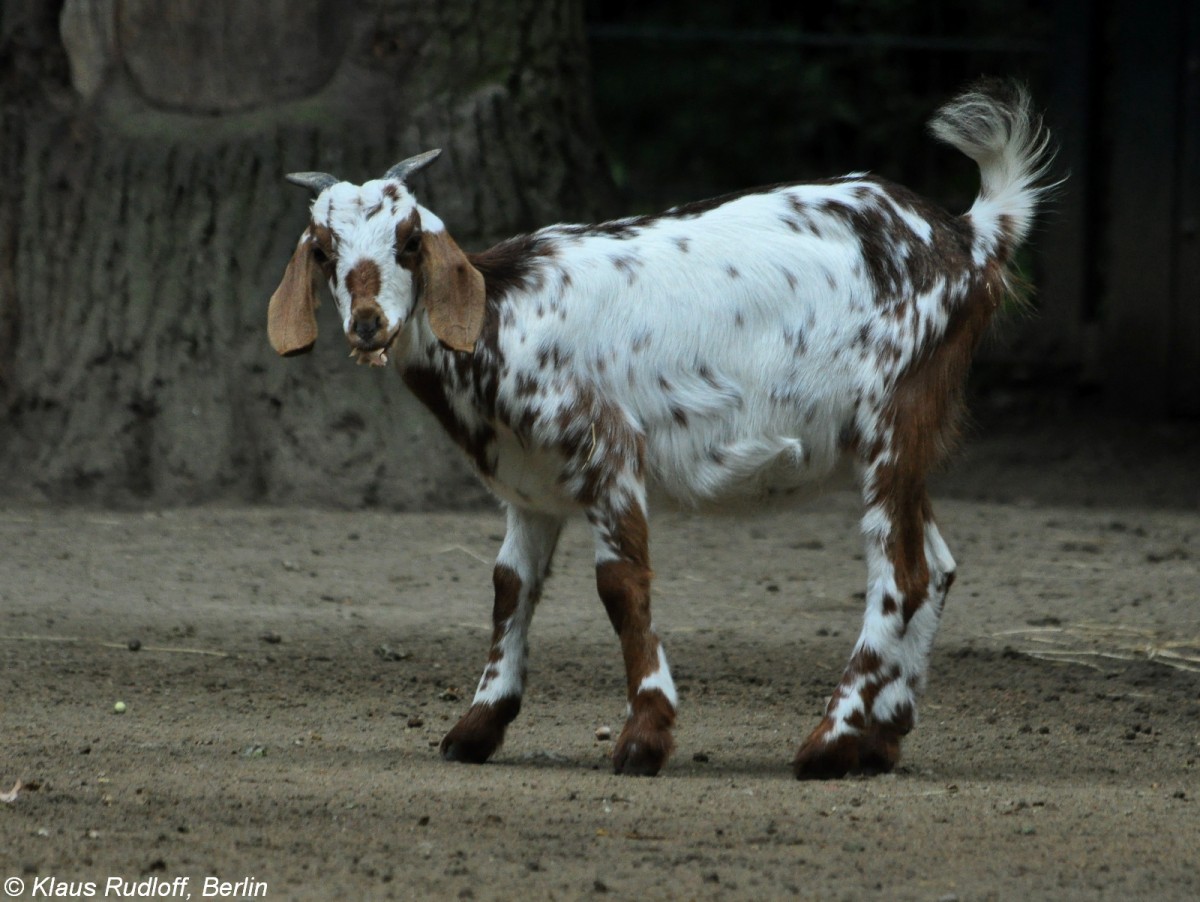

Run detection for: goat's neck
[[395, 308, 499, 446]]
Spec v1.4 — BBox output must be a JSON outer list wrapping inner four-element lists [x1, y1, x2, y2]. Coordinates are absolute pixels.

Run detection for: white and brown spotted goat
[[268, 83, 1054, 778]]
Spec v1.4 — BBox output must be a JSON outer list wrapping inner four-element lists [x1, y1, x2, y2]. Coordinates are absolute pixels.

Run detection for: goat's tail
[[928, 81, 1058, 264]]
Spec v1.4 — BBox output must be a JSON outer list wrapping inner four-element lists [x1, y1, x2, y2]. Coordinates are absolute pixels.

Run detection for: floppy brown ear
[[267, 235, 320, 356], [421, 230, 485, 353]]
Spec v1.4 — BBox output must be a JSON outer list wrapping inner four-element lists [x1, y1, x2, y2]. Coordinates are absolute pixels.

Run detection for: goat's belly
[[477, 421, 854, 515], [643, 425, 851, 510], [648, 462, 855, 515]]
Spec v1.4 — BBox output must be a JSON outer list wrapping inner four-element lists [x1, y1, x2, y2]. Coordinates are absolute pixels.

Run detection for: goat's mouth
[[348, 328, 400, 368]]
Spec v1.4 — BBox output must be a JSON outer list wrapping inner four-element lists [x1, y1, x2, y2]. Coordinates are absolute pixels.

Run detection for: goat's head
[[268, 149, 485, 364]]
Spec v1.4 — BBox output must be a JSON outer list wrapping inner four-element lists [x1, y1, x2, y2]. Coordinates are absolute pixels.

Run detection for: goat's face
[[309, 179, 427, 364], [268, 151, 485, 362]]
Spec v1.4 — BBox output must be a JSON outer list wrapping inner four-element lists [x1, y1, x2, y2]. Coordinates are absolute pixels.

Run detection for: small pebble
[[127, 639, 141, 652], [594, 725, 612, 741], [113, 701, 127, 714]]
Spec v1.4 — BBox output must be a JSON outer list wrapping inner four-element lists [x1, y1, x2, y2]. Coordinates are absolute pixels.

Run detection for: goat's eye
[[311, 246, 329, 265], [398, 230, 422, 259]]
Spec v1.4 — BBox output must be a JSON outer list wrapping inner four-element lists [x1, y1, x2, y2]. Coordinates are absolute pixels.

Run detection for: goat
[[268, 82, 1055, 779]]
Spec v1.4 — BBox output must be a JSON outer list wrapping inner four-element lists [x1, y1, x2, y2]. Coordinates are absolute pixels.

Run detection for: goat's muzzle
[[352, 310, 383, 344], [347, 317, 399, 367]]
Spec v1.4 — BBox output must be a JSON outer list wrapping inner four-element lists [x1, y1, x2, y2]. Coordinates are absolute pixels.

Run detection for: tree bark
[[0, 0, 617, 506]]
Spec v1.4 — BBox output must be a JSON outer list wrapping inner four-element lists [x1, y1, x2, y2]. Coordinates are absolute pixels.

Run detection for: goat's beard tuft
[[348, 326, 400, 367], [350, 347, 390, 367]]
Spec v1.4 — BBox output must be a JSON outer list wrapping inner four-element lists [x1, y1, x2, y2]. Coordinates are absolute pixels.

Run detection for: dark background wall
[[0, 0, 1195, 509], [585, 0, 1200, 417]]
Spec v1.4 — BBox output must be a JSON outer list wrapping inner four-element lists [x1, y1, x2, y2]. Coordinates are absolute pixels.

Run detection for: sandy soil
[[1, 408, 1198, 901]]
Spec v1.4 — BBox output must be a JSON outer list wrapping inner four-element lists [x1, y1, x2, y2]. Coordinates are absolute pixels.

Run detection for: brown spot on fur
[[555, 218, 642, 240], [594, 518, 675, 777], [491, 564, 522, 636], [814, 178, 976, 306], [611, 254, 640, 285], [469, 234, 556, 303], [857, 270, 995, 628], [879, 701, 915, 736], [309, 222, 334, 253], [306, 223, 338, 284], [785, 327, 808, 356], [848, 645, 884, 678], [393, 209, 421, 270], [597, 558, 653, 666], [514, 372, 540, 398], [403, 365, 496, 476], [550, 389, 644, 505], [793, 721, 901, 780], [345, 258, 382, 306]]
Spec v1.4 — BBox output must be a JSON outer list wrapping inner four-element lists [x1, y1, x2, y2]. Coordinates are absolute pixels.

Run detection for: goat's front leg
[[794, 472, 956, 779], [441, 505, 563, 764], [590, 497, 677, 776]]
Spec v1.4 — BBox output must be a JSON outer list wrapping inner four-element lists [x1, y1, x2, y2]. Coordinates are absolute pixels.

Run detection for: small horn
[[384, 149, 443, 184], [285, 172, 340, 194]]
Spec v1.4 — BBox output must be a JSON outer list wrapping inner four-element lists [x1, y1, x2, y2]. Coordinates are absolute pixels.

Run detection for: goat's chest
[[480, 424, 582, 514]]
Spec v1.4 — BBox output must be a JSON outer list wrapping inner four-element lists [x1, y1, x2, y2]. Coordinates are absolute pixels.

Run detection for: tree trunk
[[0, 0, 617, 507]]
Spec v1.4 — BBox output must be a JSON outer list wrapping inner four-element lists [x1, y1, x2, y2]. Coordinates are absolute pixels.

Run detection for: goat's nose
[[353, 312, 382, 341]]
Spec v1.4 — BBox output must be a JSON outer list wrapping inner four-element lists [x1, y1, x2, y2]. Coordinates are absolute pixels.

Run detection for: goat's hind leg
[[793, 469, 957, 779], [441, 505, 563, 764]]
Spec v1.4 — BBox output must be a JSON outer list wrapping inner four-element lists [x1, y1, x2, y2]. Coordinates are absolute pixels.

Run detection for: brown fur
[[594, 505, 674, 776], [612, 689, 676, 777], [267, 235, 320, 356], [468, 235, 556, 305], [401, 366, 496, 476], [420, 230, 486, 353], [440, 697, 522, 764], [345, 259, 382, 306]]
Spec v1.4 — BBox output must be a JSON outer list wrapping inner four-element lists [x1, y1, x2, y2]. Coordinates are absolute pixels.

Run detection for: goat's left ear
[[420, 230, 485, 353], [268, 234, 320, 356]]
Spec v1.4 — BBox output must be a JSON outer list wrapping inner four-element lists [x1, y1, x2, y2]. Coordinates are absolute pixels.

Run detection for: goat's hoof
[[439, 699, 520, 764], [792, 723, 901, 780], [439, 732, 497, 764], [612, 725, 674, 777]]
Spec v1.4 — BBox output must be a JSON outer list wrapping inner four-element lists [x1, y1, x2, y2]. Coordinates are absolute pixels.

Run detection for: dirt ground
[[1, 404, 1198, 901]]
